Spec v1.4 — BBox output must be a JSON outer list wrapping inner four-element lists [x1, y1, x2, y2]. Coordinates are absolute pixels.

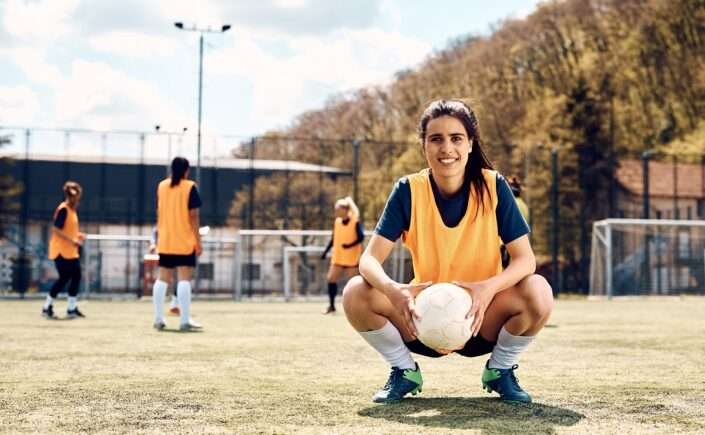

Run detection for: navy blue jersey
[[188, 185, 202, 209], [375, 173, 529, 244]]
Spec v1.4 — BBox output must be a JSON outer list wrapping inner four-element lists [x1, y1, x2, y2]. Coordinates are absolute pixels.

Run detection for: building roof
[[617, 159, 705, 199], [6, 153, 350, 175]]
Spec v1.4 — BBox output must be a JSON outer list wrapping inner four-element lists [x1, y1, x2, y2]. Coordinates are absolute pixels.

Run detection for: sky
[[0, 0, 540, 158]]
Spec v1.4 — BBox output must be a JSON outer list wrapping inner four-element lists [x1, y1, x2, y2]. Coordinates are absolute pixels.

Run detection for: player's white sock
[[488, 326, 535, 369], [67, 297, 77, 310], [152, 280, 167, 323], [170, 295, 178, 309], [359, 321, 415, 370], [177, 281, 191, 326], [43, 295, 53, 309]]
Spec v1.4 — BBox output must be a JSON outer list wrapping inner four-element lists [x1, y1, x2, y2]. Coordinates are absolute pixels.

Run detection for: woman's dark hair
[[170, 157, 190, 187], [418, 99, 494, 219]]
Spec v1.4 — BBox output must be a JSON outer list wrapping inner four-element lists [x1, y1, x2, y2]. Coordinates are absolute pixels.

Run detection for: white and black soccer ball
[[413, 282, 474, 352]]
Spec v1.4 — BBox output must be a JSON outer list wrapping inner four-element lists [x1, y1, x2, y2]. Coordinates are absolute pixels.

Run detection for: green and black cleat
[[372, 363, 423, 404], [481, 361, 532, 403]]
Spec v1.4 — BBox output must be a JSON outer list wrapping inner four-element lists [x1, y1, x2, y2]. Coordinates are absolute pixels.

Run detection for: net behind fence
[[590, 219, 705, 297]]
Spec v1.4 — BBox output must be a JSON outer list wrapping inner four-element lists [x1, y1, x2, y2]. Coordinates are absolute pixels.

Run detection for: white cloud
[[6, 47, 64, 88], [89, 31, 178, 58], [3, 0, 80, 41], [0, 85, 40, 124], [208, 27, 429, 128], [54, 60, 190, 132]]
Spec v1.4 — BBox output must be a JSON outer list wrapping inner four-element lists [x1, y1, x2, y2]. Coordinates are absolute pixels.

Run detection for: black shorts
[[405, 334, 496, 358], [158, 252, 196, 268]]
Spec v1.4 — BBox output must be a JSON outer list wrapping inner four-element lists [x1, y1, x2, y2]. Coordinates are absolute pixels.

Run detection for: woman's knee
[[342, 275, 370, 307], [518, 274, 554, 319]]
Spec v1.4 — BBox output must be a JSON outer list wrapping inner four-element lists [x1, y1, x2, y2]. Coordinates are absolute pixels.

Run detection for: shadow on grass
[[156, 328, 204, 334], [358, 397, 583, 434]]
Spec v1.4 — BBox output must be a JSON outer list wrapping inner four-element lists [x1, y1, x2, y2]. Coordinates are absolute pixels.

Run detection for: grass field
[[1, 297, 704, 434]]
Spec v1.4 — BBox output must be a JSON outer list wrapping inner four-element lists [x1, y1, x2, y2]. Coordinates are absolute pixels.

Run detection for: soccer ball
[[413, 282, 474, 352]]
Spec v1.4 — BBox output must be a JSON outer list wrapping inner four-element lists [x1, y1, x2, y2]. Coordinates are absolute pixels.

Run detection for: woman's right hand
[[386, 281, 432, 339]]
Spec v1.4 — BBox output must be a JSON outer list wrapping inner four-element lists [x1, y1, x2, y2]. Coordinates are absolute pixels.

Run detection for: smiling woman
[[342, 99, 554, 405]]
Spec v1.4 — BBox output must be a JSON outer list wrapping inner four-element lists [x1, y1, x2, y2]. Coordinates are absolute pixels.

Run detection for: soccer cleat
[[372, 363, 423, 403], [66, 308, 86, 318], [153, 321, 166, 331], [168, 306, 180, 316], [481, 361, 532, 403], [179, 321, 202, 331], [42, 305, 57, 319]]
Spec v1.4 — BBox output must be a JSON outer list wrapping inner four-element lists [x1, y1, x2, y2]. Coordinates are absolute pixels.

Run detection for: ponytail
[[170, 157, 190, 187]]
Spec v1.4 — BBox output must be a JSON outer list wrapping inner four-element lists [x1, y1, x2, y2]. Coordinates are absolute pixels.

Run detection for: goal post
[[590, 218, 705, 297]]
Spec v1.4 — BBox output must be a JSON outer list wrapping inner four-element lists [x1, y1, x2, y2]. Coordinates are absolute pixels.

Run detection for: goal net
[[590, 219, 705, 297]]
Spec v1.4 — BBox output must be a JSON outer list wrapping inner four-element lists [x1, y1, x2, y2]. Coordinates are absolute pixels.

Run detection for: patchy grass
[[0, 297, 704, 434]]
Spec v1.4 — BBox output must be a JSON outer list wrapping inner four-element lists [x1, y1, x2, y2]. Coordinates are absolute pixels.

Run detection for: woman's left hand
[[452, 280, 495, 337]]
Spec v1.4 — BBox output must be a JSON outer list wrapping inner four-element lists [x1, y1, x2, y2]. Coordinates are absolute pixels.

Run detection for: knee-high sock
[[152, 280, 168, 323], [177, 280, 192, 325], [359, 321, 415, 370], [488, 326, 535, 369], [327, 282, 337, 308]]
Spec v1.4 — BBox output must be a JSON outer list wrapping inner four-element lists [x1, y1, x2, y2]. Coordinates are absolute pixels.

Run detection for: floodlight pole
[[174, 22, 231, 186]]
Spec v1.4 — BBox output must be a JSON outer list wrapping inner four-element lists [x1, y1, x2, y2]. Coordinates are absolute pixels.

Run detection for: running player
[[42, 181, 86, 319]]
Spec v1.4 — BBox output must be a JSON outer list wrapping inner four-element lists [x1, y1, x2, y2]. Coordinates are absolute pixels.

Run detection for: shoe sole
[[373, 386, 422, 404]]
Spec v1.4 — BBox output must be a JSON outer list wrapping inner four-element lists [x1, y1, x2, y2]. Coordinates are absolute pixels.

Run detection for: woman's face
[[334, 205, 348, 219], [423, 115, 472, 181], [68, 193, 81, 208]]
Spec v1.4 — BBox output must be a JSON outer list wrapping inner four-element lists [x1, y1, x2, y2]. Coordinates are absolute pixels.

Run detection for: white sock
[[359, 321, 415, 370], [488, 326, 535, 369], [152, 280, 167, 323], [177, 281, 191, 326], [170, 295, 179, 309], [44, 295, 54, 309], [67, 297, 77, 310]]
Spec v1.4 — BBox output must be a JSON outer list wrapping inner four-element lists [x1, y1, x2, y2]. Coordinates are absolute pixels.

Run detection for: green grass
[[1, 297, 704, 434]]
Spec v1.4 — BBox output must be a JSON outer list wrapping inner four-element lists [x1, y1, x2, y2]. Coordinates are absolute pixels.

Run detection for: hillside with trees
[[231, 0, 705, 290]]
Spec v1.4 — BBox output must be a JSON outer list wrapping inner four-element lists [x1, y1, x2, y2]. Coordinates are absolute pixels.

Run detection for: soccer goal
[[590, 218, 705, 297], [236, 229, 411, 300]]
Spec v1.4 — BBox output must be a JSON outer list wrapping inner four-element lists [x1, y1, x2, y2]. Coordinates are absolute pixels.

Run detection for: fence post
[[550, 146, 559, 296], [352, 139, 360, 206]]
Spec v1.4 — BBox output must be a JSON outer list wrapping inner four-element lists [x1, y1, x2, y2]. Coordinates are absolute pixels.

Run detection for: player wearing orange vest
[[151, 157, 203, 331], [342, 100, 552, 404], [320, 197, 364, 314], [42, 181, 86, 319]]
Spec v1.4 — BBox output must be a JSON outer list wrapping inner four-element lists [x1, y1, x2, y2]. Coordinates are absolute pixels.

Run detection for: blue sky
[[0, 0, 540, 158]]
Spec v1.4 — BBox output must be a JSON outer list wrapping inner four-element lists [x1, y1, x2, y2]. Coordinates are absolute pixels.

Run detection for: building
[[616, 159, 705, 219]]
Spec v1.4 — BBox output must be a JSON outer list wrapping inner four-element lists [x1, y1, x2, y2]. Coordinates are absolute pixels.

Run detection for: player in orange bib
[[320, 196, 364, 314], [151, 157, 203, 331], [342, 99, 553, 404], [42, 181, 86, 319]]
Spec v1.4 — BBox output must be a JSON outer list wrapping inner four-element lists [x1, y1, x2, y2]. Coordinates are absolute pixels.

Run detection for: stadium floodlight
[[173, 21, 232, 186]]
